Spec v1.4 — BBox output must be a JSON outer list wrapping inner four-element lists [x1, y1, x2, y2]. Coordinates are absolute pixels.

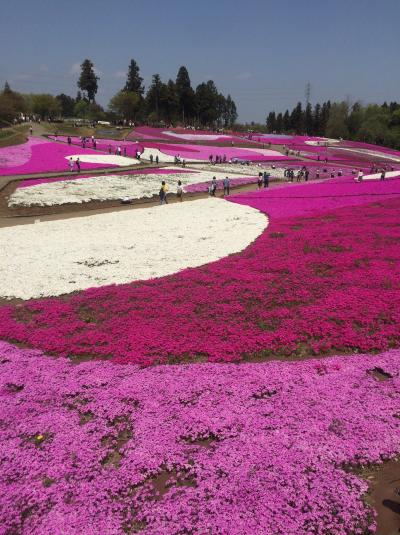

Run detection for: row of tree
[[266, 101, 400, 149], [0, 59, 237, 128]]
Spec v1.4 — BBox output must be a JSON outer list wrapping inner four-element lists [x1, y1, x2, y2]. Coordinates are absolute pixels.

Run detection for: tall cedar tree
[[78, 59, 99, 102], [176, 66, 195, 122], [124, 59, 144, 96]]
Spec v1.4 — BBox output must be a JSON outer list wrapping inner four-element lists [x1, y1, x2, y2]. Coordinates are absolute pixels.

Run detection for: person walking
[[223, 176, 230, 196], [162, 181, 169, 203], [211, 176, 217, 196], [123, 147, 127, 157], [150, 154, 154, 163], [263, 171, 269, 188], [257, 173, 263, 189], [305, 169, 309, 182], [69, 157, 74, 172], [108, 145, 112, 154], [357, 170, 364, 182], [380, 170, 386, 181], [67, 136, 71, 145], [29, 126, 33, 136], [76, 158, 81, 173], [159, 181, 167, 205], [177, 180, 183, 202]]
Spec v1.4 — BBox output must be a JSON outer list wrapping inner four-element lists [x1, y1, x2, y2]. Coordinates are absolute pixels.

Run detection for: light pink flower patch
[[1, 340, 400, 534], [0, 137, 43, 168]]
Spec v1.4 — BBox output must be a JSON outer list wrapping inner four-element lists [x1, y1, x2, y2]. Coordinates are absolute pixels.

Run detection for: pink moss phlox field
[[0, 138, 43, 168], [48, 136, 141, 157], [1, 178, 400, 365], [2, 340, 400, 534], [0, 138, 121, 176]]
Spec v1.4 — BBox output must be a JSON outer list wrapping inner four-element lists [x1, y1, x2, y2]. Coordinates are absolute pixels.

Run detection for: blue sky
[[1, 0, 399, 122]]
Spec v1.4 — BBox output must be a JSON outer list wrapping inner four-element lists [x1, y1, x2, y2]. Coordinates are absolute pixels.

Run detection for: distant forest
[[264, 101, 400, 149], [0, 59, 237, 129]]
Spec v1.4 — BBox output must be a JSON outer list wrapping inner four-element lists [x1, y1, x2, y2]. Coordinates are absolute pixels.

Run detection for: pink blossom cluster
[[48, 136, 141, 157], [2, 340, 400, 534], [129, 126, 244, 143], [0, 138, 120, 176], [1, 177, 399, 365]]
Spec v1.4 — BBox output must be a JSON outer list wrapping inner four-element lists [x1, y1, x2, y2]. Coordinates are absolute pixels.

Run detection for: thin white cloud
[[39, 64, 49, 73], [69, 63, 80, 75], [235, 72, 252, 80], [14, 73, 32, 80]]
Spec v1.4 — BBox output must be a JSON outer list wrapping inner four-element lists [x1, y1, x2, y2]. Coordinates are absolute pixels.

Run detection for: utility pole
[[305, 82, 311, 106]]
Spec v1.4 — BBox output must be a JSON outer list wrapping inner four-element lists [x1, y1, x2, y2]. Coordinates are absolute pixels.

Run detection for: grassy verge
[[0, 125, 29, 148]]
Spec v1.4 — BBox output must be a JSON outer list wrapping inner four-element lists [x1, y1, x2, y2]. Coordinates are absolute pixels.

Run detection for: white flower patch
[[193, 164, 287, 178], [9, 169, 254, 207], [0, 198, 267, 299], [305, 138, 339, 146], [353, 170, 400, 181], [65, 154, 140, 166]]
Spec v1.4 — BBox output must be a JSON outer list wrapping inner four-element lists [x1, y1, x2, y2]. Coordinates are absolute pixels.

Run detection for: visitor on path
[[69, 157, 74, 172], [223, 176, 231, 196], [123, 147, 127, 157], [67, 136, 71, 145], [159, 181, 167, 205], [162, 181, 169, 203], [209, 154, 213, 164], [258, 173, 263, 189], [76, 158, 81, 173], [380, 170, 386, 181], [263, 172, 270, 188], [150, 154, 153, 163], [211, 176, 217, 196], [316, 169, 320, 179], [177, 180, 183, 202], [357, 170, 364, 182], [305, 169, 309, 181], [155, 155, 159, 164], [29, 126, 33, 135], [108, 145, 112, 154]]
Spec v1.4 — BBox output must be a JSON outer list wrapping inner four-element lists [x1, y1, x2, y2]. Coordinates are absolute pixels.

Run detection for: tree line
[[0, 58, 237, 128], [266, 100, 400, 149]]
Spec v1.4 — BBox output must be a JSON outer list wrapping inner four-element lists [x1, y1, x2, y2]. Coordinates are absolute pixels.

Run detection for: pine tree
[[283, 110, 291, 132], [77, 59, 99, 102], [124, 59, 144, 95], [3, 81, 12, 94], [304, 103, 313, 135], [266, 112, 277, 132], [176, 66, 195, 123]]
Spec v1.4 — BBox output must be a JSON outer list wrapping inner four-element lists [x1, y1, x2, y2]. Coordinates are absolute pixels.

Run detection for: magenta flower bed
[[137, 141, 290, 162], [129, 126, 244, 143], [48, 136, 140, 158], [0, 138, 118, 176], [1, 178, 400, 365], [2, 340, 400, 534]]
